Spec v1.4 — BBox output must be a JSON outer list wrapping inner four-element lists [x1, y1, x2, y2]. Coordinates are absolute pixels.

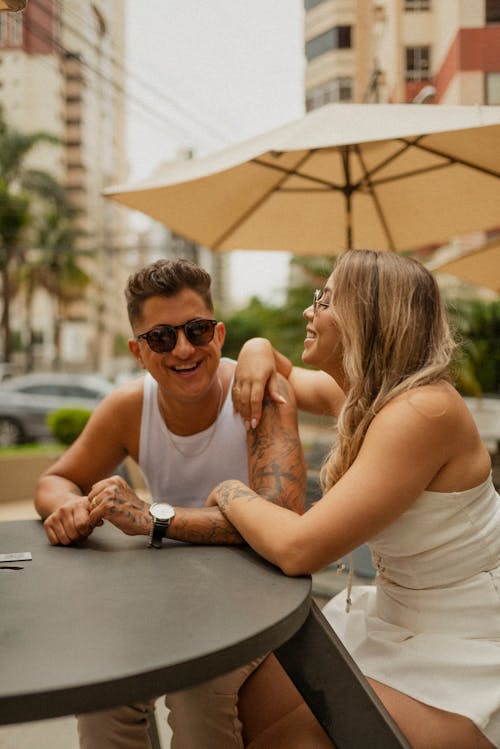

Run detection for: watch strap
[[149, 517, 171, 548]]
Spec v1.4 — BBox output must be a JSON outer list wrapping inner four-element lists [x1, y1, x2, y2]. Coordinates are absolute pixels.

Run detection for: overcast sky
[[125, 0, 305, 305]]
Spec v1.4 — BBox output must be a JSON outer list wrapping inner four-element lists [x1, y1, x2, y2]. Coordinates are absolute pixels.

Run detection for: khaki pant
[[77, 658, 263, 749]]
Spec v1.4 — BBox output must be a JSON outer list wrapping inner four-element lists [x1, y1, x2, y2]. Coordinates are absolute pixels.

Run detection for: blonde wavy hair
[[320, 249, 457, 492]]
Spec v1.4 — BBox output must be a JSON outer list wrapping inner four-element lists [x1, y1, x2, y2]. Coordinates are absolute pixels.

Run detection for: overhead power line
[[21, 14, 201, 146], [26, 0, 231, 148]]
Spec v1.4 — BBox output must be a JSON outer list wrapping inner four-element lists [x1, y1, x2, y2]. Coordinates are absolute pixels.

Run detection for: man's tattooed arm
[[87, 374, 305, 545], [173, 376, 307, 543], [168, 506, 244, 545], [87, 476, 244, 545], [247, 376, 306, 514]]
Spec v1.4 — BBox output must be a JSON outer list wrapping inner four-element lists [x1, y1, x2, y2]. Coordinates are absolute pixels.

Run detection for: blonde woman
[[207, 250, 500, 749]]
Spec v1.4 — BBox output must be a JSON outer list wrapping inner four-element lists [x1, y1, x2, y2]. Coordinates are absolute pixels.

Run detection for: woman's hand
[[233, 338, 286, 429]]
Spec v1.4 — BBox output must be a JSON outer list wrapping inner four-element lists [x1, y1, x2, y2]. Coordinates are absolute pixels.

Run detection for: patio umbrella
[[431, 239, 500, 293], [104, 103, 500, 254]]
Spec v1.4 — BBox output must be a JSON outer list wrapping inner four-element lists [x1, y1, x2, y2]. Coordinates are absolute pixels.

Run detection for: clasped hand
[[43, 494, 99, 546], [44, 477, 151, 546], [87, 476, 150, 536]]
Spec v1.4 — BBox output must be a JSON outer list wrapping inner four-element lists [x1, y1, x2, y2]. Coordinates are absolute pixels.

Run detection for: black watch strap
[[149, 518, 171, 549]]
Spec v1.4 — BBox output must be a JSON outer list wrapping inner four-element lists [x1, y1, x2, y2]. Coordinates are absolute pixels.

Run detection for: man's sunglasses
[[136, 318, 218, 353]]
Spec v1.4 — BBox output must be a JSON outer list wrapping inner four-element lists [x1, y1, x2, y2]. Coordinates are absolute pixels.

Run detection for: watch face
[[150, 503, 175, 521]]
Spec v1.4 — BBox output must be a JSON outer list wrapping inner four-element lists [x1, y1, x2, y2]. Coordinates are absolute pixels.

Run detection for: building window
[[0, 14, 22, 47], [11, 14, 22, 45], [0, 17, 7, 46], [304, 0, 327, 9], [306, 26, 352, 61], [486, 73, 500, 103], [486, 0, 500, 23], [306, 78, 353, 111], [405, 46, 431, 81], [404, 0, 431, 10]]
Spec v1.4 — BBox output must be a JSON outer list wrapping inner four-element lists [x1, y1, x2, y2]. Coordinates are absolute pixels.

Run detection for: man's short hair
[[125, 258, 214, 326]]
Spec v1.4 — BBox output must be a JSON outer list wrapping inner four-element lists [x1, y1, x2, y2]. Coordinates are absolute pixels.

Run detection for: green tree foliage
[[222, 254, 500, 401], [222, 256, 331, 364], [0, 108, 87, 367], [0, 108, 60, 361], [21, 208, 90, 369], [221, 296, 273, 360], [448, 298, 500, 396]]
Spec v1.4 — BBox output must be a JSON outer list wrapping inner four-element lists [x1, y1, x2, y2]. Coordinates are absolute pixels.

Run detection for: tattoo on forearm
[[216, 480, 258, 515], [106, 491, 151, 534], [170, 508, 244, 545]]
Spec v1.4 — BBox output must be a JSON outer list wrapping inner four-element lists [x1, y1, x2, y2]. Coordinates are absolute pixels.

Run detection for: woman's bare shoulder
[[407, 381, 460, 419], [386, 381, 461, 421], [366, 383, 466, 451]]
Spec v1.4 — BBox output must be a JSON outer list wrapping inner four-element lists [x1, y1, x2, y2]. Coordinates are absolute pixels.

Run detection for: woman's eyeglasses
[[313, 289, 329, 314], [136, 318, 218, 353]]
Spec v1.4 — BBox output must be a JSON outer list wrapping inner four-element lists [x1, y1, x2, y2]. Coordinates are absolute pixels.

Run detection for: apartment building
[[0, 0, 130, 373], [305, 0, 500, 109]]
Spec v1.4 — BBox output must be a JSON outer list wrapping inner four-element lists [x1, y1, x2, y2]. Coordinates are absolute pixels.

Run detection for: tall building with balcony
[[0, 0, 129, 374], [305, 0, 500, 109]]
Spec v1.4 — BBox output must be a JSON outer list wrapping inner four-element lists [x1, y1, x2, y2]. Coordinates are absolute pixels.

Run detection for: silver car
[[0, 373, 113, 447]]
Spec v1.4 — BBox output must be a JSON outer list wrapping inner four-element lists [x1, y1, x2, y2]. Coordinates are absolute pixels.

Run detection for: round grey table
[[0, 519, 311, 725]]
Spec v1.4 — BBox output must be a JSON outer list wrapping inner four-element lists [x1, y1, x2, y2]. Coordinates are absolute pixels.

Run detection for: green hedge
[[46, 408, 92, 446]]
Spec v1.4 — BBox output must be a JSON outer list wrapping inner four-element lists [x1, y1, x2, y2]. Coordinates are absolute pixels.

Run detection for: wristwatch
[[149, 502, 176, 548]]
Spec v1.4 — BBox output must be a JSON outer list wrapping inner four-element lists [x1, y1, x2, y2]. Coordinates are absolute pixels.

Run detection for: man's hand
[[43, 495, 97, 546], [88, 476, 151, 536]]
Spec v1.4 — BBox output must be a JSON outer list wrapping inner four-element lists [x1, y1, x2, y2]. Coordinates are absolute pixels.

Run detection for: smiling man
[[35, 258, 306, 749]]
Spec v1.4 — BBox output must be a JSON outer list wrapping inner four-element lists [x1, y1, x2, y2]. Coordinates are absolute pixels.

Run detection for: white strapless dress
[[322, 474, 500, 747]]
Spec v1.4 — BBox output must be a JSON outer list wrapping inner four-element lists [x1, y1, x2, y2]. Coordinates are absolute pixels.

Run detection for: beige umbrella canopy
[[0, 1, 27, 9], [431, 240, 500, 293], [105, 103, 500, 254]]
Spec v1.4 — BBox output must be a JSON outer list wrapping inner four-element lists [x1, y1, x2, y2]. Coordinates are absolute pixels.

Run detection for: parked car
[[0, 373, 114, 447]]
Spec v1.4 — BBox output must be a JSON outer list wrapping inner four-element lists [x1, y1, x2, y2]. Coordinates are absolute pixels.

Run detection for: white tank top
[[138, 360, 248, 507]]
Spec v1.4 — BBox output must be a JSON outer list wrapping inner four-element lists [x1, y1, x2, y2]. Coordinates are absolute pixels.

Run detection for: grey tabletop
[[0, 519, 311, 725]]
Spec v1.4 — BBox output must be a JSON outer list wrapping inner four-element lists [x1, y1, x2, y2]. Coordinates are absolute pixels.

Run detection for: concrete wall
[[0, 453, 61, 503]]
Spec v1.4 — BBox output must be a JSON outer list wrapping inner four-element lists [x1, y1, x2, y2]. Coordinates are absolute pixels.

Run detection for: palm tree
[[22, 207, 90, 369], [0, 107, 60, 362]]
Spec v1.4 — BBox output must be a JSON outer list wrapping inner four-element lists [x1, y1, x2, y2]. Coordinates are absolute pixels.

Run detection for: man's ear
[[128, 338, 146, 369], [215, 321, 226, 348]]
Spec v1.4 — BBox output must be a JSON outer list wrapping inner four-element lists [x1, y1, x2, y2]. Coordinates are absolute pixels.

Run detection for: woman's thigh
[[238, 656, 495, 749], [368, 678, 496, 749], [238, 654, 305, 744], [238, 655, 333, 748]]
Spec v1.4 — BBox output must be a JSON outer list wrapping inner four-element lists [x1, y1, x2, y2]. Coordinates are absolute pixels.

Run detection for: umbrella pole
[[346, 193, 353, 250], [341, 148, 353, 250]]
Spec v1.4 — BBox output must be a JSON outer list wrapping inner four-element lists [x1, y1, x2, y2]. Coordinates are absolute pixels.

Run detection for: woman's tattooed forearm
[[216, 480, 259, 515]]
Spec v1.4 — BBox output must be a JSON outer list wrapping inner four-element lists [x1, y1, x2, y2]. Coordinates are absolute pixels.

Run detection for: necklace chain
[[163, 377, 224, 458]]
